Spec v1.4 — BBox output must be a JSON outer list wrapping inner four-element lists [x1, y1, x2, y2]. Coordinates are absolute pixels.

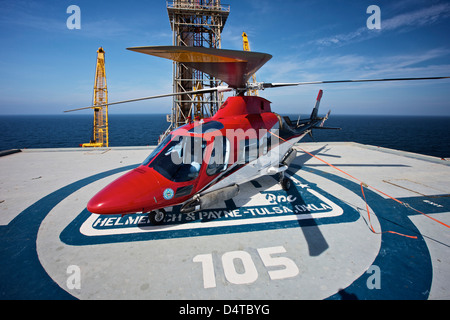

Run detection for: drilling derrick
[[164, 0, 230, 139], [82, 47, 109, 148]]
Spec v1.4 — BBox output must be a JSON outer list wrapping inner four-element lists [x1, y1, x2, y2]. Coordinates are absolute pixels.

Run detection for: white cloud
[[383, 3, 450, 30], [314, 3, 450, 47]]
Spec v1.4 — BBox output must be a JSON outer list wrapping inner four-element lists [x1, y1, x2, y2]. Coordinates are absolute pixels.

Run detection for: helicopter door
[[255, 130, 272, 171], [235, 138, 260, 181], [239, 131, 272, 173], [206, 136, 230, 176]]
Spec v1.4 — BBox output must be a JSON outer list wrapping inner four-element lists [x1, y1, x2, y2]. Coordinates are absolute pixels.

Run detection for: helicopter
[[65, 46, 449, 225]]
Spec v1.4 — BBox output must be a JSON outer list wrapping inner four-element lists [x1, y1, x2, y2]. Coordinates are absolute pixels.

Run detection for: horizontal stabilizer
[[313, 110, 340, 129]]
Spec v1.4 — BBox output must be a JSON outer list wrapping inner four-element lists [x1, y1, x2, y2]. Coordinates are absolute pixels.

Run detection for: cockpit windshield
[[142, 134, 207, 183]]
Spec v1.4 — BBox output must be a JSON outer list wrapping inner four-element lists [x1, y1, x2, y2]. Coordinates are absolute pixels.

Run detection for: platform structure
[[82, 47, 108, 148], [165, 0, 230, 139], [0, 142, 449, 300]]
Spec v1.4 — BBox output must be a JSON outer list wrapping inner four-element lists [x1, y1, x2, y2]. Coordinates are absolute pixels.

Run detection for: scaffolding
[[164, 0, 230, 140], [82, 47, 109, 148]]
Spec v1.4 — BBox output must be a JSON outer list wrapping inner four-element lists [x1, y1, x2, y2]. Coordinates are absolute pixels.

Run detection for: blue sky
[[0, 0, 449, 115]]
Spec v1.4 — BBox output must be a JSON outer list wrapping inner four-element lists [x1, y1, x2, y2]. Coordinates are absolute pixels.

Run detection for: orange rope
[[268, 131, 450, 236], [297, 144, 450, 230], [360, 182, 417, 239]]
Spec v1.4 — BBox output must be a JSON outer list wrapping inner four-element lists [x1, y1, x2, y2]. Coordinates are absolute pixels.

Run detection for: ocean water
[[0, 114, 449, 159]]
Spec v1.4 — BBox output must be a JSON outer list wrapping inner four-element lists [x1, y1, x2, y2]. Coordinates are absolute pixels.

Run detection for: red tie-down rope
[[269, 131, 450, 238]]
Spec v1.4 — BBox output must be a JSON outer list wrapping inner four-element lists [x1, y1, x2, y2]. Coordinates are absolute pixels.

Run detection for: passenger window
[[239, 138, 258, 164], [207, 136, 230, 176], [259, 132, 270, 156]]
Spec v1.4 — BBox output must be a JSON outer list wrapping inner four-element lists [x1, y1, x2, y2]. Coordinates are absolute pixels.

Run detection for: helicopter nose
[[87, 166, 161, 215]]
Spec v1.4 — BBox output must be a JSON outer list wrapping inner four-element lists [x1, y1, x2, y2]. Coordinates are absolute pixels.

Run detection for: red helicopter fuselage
[[69, 45, 447, 224], [87, 94, 312, 217]]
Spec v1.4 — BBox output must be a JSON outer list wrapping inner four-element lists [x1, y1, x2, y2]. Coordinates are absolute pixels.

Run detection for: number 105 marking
[[193, 246, 299, 289]]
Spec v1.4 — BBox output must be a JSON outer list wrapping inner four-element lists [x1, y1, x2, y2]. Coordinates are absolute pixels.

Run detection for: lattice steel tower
[[82, 47, 109, 148], [165, 0, 230, 137]]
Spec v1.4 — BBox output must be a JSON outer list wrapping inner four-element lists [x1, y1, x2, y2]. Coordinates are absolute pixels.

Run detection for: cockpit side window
[[142, 134, 172, 166], [145, 135, 206, 182]]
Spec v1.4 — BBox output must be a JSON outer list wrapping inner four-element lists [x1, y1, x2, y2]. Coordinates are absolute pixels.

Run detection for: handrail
[[166, 1, 230, 12]]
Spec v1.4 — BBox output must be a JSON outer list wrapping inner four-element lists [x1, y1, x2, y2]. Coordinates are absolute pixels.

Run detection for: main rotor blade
[[64, 86, 231, 113], [127, 46, 272, 89], [264, 76, 450, 88]]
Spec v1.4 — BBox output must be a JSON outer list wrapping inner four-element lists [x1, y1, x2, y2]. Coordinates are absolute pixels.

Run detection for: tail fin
[[310, 89, 323, 119]]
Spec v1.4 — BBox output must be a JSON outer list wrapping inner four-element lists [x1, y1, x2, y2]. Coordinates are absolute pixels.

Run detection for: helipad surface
[[1, 142, 449, 299]]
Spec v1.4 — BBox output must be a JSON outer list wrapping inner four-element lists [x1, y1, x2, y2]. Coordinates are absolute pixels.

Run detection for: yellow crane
[[82, 47, 109, 148], [242, 32, 259, 96]]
